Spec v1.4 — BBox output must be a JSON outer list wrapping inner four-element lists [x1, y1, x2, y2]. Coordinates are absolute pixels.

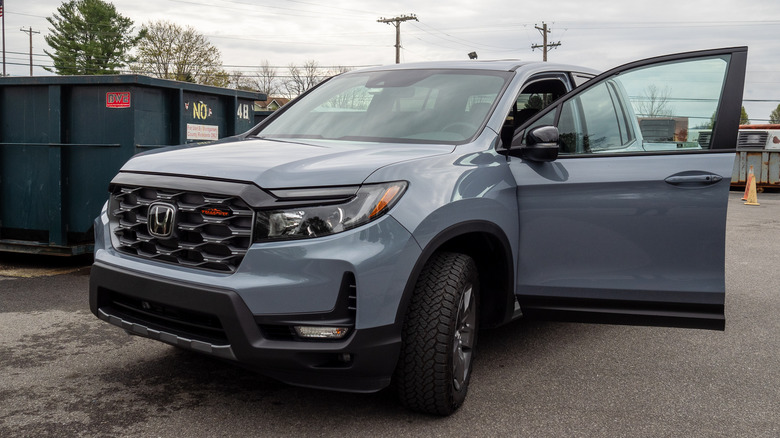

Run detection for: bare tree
[[280, 62, 354, 99], [284, 60, 326, 98], [253, 60, 280, 96], [131, 20, 229, 87], [229, 71, 258, 91], [329, 65, 352, 75], [636, 84, 674, 117]]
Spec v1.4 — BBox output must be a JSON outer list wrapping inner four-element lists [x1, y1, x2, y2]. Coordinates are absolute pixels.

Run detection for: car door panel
[[509, 47, 748, 330], [512, 153, 732, 329]]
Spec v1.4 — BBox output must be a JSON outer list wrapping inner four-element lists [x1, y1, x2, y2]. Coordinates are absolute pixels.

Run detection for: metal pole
[[20, 26, 39, 76], [2, 0, 6, 76]]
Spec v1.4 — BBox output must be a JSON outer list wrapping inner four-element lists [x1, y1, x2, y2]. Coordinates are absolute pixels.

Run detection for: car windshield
[[256, 69, 512, 144]]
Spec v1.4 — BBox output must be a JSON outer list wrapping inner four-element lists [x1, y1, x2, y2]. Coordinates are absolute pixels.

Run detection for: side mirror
[[520, 126, 559, 162]]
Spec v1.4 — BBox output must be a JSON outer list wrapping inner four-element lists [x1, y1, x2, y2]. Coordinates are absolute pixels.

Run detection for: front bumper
[[90, 261, 404, 392]]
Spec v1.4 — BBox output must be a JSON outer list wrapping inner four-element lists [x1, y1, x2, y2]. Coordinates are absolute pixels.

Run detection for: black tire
[[395, 252, 479, 415]]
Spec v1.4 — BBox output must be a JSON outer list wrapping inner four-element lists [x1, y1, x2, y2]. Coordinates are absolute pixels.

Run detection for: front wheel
[[395, 252, 479, 415]]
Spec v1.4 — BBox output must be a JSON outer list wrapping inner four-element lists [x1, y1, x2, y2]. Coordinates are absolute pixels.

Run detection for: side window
[[506, 78, 568, 129], [559, 81, 635, 154], [552, 56, 730, 155]]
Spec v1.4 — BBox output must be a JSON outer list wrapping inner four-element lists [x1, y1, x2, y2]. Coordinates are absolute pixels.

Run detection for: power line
[[13, 47, 780, 87], [205, 33, 380, 47], [4, 50, 49, 58], [555, 20, 780, 30], [409, 21, 518, 52], [167, 0, 368, 21], [8, 48, 379, 70]]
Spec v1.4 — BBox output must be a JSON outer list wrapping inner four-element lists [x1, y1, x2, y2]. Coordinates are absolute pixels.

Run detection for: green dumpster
[[0, 75, 265, 255]]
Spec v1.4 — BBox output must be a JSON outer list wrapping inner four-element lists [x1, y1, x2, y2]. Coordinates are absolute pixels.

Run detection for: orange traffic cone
[[741, 169, 753, 201], [744, 165, 760, 206]]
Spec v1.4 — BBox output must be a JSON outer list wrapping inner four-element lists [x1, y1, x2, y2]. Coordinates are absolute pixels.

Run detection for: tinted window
[[561, 81, 633, 152]]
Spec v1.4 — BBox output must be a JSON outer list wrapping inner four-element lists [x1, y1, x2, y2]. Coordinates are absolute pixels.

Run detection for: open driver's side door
[[505, 47, 747, 330]]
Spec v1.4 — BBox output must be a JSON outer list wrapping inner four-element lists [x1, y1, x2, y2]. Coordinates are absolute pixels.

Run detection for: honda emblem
[[148, 203, 176, 238]]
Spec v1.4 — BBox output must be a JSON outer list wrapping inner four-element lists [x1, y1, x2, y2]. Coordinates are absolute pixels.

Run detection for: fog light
[[294, 326, 350, 339]]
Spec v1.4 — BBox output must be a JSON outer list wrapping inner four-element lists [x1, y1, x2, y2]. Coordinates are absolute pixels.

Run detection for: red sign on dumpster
[[106, 92, 131, 108]]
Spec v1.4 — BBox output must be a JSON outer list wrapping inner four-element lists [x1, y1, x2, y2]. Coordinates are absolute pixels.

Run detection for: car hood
[[120, 137, 454, 188]]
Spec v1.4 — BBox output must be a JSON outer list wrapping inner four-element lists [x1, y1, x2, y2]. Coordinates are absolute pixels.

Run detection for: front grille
[[105, 290, 228, 345], [110, 185, 255, 272], [737, 131, 769, 149]]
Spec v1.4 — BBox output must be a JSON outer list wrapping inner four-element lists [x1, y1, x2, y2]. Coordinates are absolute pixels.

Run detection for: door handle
[[664, 173, 723, 186]]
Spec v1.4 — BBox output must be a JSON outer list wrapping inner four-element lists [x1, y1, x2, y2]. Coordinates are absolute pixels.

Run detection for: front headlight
[[254, 181, 407, 241]]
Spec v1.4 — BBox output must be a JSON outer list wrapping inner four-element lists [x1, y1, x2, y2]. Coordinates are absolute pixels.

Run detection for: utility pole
[[2, 0, 6, 76], [20, 26, 39, 76], [531, 22, 561, 62], [377, 14, 417, 64]]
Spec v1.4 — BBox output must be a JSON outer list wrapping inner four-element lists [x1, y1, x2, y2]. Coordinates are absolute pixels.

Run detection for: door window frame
[[506, 47, 748, 156]]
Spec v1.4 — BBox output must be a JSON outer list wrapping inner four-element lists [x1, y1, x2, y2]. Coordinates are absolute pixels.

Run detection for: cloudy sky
[[2, 0, 779, 121]]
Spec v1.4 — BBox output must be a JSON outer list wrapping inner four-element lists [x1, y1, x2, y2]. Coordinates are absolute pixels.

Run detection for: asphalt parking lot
[[1, 192, 779, 437]]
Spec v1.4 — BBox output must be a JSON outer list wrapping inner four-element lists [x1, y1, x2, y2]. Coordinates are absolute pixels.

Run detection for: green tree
[[770, 104, 780, 124], [740, 106, 750, 125], [44, 0, 141, 75], [131, 21, 229, 87], [705, 111, 717, 129]]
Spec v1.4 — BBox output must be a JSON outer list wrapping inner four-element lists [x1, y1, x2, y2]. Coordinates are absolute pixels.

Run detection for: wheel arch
[[396, 221, 515, 329]]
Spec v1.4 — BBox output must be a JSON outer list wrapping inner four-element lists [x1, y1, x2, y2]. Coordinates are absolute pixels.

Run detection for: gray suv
[[90, 47, 747, 415]]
